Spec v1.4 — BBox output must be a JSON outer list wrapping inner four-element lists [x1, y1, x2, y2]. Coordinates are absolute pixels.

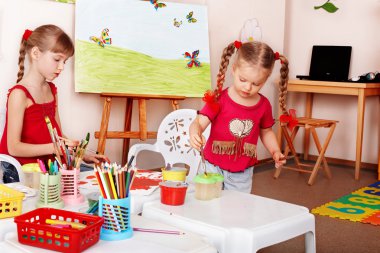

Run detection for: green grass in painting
[[75, 40, 211, 97]]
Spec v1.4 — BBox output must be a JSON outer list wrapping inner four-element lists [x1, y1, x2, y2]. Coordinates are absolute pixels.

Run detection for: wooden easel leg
[[97, 97, 112, 155], [138, 99, 148, 140], [171, 99, 180, 110], [122, 98, 133, 165]]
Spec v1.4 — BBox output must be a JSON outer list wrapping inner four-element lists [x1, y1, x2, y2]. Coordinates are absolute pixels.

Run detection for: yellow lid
[[21, 163, 41, 173]]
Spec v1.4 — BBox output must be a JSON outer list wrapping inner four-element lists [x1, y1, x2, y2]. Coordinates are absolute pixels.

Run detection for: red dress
[[0, 83, 62, 165]]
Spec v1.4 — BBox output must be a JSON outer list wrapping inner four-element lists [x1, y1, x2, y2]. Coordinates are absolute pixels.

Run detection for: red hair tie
[[234, 40, 242, 49], [202, 90, 220, 113], [274, 52, 284, 64], [23, 29, 33, 41]]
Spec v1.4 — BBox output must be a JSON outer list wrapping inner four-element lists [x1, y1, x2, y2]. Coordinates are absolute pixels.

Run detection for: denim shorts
[[198, 160, 254, 193]]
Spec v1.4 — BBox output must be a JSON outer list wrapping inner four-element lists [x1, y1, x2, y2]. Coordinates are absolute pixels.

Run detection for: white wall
[[285, 0, 380, 163], [0, 0, 285, 165]]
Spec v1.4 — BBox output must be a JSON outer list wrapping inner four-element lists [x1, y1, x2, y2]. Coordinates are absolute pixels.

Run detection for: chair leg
[[308, 124, 336, 185], [274, 126, 302, 179], [311, 128, 332, 179]]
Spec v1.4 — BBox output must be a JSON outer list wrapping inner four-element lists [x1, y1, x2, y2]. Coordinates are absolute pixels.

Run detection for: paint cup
[[161, 167, 187, 182], [209, 173, 224, 198], [194, 174, 217, 201], [21, 163, 41, 189], [160, 181, 188, 206]]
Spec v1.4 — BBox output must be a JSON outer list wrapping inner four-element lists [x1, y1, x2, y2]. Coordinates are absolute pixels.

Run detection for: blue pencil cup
[[98, 196, 133, 241]]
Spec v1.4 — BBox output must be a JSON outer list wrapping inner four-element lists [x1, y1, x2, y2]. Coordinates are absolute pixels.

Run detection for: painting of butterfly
[[173, 18, 182, 28], [186, 11, 197, 23], [90, 28, 112, 48], [150, 0, 166, 10], [183, 50, 201, 68]]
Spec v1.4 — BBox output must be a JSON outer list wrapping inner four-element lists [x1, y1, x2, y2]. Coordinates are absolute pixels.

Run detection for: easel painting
[[75, 0, 211, 97]]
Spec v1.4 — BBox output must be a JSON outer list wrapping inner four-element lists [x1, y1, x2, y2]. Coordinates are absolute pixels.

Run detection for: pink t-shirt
[[199, 88, 274, 172]]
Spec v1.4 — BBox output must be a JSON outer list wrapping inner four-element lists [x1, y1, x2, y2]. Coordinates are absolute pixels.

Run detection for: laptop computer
[[297, 45, 352, 82]]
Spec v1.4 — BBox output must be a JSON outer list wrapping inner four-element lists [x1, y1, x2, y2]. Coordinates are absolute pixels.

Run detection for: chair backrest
[[0, 108, 24, 184], [155, 109, 210, 182]]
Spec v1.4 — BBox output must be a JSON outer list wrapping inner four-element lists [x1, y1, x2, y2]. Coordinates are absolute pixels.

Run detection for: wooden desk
[[287, 80, 380, 180]]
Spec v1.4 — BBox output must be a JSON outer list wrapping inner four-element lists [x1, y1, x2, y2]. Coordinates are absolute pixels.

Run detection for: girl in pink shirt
[[189, 41, 288, 193]]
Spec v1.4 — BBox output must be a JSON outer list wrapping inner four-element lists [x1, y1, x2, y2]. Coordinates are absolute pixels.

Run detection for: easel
[[95, 93, 186, 165]]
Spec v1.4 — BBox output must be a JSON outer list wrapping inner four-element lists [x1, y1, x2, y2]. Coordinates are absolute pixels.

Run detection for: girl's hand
[[273, 151, 286, 168], [189, 133, 206, 151], [58, 136, 79, 148], [83, 153, 110, 164]]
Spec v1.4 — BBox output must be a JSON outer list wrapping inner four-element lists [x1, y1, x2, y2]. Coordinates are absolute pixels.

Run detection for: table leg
[[97, 97, 112, 155], [303, 93, 313, 160], [355, 90, 366, 180]]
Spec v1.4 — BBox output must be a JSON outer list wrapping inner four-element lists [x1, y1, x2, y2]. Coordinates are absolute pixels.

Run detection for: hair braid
[[214, 42, 236, 99], [278, 54, 289, 115], [17, 40, 28, 83]]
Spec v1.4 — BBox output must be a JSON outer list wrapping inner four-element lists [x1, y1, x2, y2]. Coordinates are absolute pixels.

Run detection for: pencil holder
[[60, 168, 84, 205], [98, 196, 133, 241], [36, 173, 64, 209]]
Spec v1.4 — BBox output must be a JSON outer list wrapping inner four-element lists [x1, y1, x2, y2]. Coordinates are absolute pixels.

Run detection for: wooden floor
[[253, 162, 380, 253]]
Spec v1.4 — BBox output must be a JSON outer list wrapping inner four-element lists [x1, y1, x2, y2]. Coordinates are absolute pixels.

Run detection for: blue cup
[[98, 196, 133, 241]]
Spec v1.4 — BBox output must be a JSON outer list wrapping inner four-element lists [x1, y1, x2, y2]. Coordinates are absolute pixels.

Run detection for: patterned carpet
[[312, 181, 380, 225]]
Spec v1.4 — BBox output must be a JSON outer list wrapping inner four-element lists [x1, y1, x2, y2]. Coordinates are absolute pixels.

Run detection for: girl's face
[[231, 61, 270, 99], [35, 49, 69, 81]]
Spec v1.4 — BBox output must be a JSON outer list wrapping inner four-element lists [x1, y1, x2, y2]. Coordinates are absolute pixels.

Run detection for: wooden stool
[[274, 117, 338, 185]]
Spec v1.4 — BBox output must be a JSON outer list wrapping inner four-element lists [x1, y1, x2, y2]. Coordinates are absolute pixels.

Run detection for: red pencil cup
[[160, 181, 188, 206]]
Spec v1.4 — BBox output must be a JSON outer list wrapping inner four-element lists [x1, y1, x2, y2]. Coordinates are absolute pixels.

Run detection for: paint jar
[[194, 174, 217, 201], [160, 181, 188, 206], [161, 167, 187, 182], [209, 173, 224, 198], [21, 163, 41, 189]]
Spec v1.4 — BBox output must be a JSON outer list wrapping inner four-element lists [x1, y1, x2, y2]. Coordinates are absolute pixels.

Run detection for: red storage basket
[[14, 208, 104, 253]]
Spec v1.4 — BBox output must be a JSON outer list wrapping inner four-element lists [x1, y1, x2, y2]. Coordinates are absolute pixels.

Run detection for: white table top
[[1, 214, 216, 253], [143, 190, 310, 230]]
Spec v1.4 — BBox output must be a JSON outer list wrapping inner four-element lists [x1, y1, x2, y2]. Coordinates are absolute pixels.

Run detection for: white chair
[[0, 108, 24, 184], [128, 109, 210, 183]]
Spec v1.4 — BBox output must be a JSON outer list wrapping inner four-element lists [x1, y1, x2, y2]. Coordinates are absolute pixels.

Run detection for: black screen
[[309, 45, 352, 81]]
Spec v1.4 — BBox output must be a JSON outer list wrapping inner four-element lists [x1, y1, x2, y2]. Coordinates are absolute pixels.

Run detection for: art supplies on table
[[21, 163, 41, 189], [0, 184, 24, 219], [36, 172, 64, 209], [14, 208, 104, 253], [93, 161, 135, 240]]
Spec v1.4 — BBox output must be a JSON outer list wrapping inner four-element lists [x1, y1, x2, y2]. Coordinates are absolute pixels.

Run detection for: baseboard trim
[[257, 154, 378, 170]]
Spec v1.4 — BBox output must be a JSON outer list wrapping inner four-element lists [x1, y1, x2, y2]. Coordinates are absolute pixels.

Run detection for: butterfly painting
[[173, 18, 182, 28], [186, 11, 197, 23], [183, 50, 201, 68], [150, 0, 166, 10], [90, 28, 112, 48]]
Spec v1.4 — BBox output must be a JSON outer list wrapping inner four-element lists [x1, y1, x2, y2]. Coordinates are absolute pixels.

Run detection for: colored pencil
[[133, 227, 184, 235]]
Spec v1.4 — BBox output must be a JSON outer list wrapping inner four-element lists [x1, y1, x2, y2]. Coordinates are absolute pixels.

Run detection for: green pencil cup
[[36, 172, 64, 209]]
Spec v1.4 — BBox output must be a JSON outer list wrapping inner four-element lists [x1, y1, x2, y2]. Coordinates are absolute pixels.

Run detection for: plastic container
[[194, 174, 217, 201], [60, 168, 84, 205], [161, 167, 187, 182], [0, 184, 24, 219], [36, 173, 64, 209], [160, 181, 188, 206], [98, 196, 133, 241], [208, 173, 224, 198], [21, 163, 41, 189], [14, 208, 104, 253]]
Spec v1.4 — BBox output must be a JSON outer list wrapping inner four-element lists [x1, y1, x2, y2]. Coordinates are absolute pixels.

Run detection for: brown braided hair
[[206, 41, 289, 115], [17, 24, 74, 83]]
